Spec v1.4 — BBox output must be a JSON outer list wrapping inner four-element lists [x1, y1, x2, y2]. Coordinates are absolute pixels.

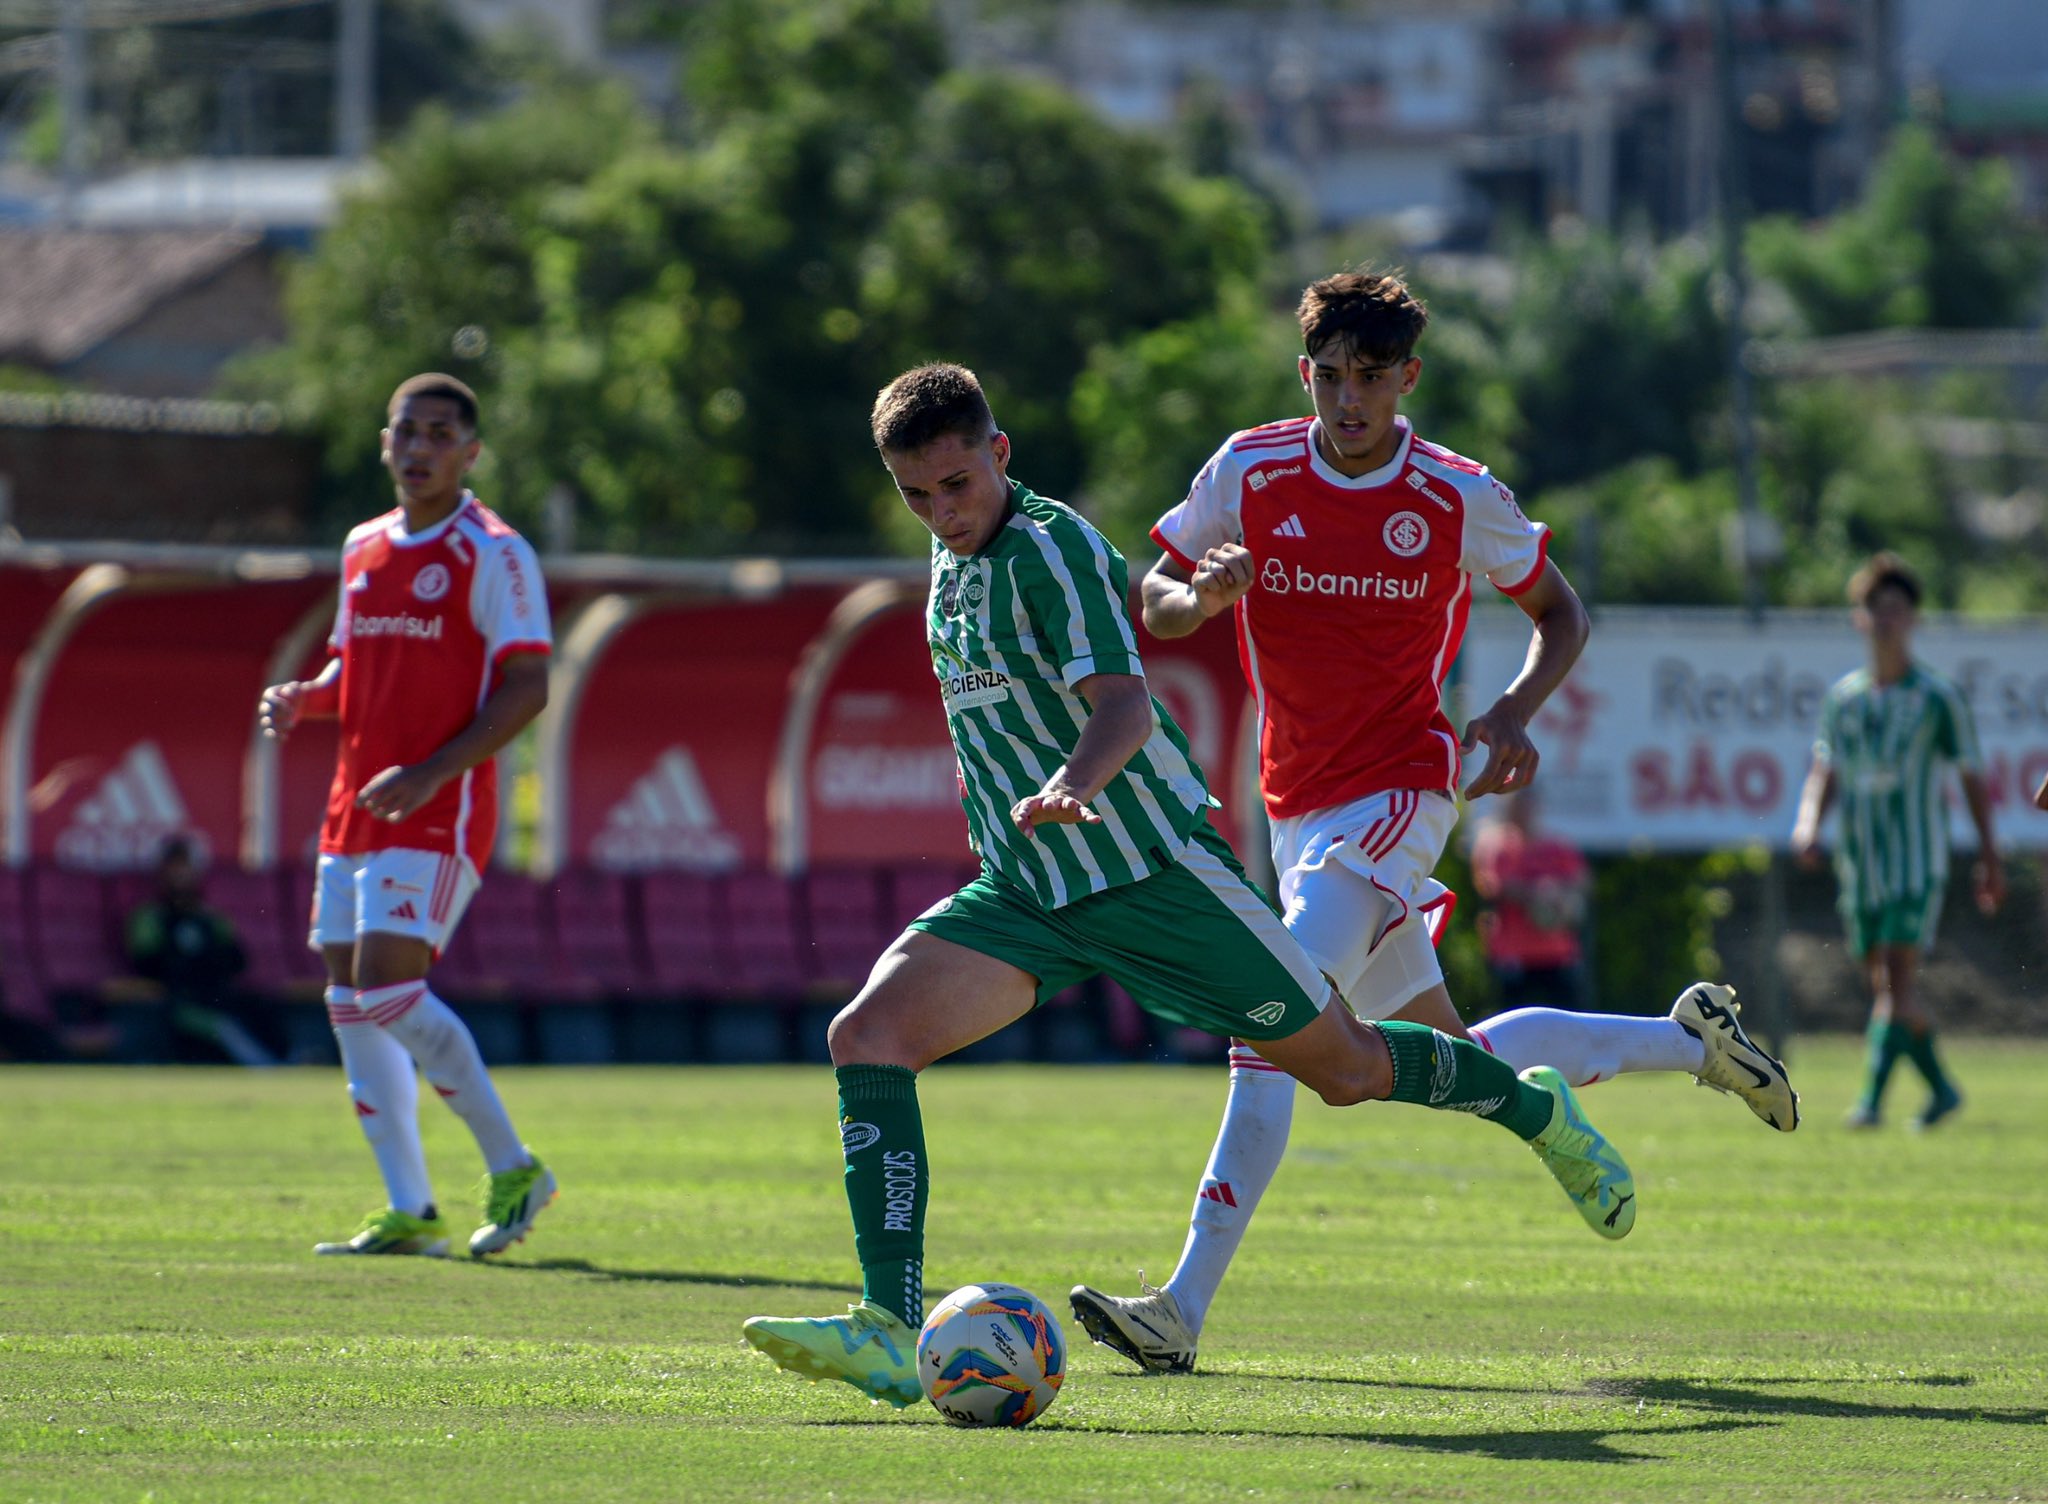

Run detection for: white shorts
[[1268, 789, 1458, 1021], [309, 849, 481, 958]]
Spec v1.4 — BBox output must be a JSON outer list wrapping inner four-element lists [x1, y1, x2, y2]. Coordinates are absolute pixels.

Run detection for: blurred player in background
[[1792, 551, 2004, 1130], [1471, 788, 1592, 1013], [1071, 270, 1798, 1375], [260, 373, 557, 1259], [741, 363, 1639, 1411]]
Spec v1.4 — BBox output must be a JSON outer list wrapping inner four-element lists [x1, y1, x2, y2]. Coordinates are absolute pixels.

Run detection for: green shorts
[[1841, 886, 1944, 958], [907, 819, 1330, 1042]]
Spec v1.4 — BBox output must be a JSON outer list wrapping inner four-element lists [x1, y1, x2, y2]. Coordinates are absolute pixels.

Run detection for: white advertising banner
[[1454, 606, 2048, 853]]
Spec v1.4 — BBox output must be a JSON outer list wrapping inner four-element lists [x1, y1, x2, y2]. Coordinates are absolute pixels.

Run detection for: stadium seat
[[638, 871, 729, 997], [545, 867, 643, 997], [432, 876, 586, 1001], [30, 867, 118, 999], [0, 866, 49, 1023], [202, 868, 303, 999], [881, 859, 979, 932], [801, 867, 890, 994], [723, 870, 807, 1000], [279, 865, 323, 980]]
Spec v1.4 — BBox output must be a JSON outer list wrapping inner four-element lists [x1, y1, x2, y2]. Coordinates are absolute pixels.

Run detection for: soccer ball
[[916, 1282, 1066, 1428]]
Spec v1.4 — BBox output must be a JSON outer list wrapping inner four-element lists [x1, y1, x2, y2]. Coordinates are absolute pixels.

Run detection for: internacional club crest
[[1382, 511, 1429, 558], [412, 562, 452, 602]]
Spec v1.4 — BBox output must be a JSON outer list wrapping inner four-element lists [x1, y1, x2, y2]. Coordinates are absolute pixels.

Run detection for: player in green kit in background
[[1792, 552, 2005, 1129], [740, 363, 1639, 1411]]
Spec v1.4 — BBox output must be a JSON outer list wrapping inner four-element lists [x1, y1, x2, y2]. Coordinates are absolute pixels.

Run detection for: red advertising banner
[[30, 580, 332, 869], [566, 589, 845, 870], [800, 600, 963, 865]]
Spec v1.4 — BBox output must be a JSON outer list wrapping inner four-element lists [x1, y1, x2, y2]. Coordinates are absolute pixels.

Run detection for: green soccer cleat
[[1521, 1064, 1637, 1240], [314, 1207, 451, 1257], [741, 1300, 922, 1409], [469, 1157, 557, 1257]]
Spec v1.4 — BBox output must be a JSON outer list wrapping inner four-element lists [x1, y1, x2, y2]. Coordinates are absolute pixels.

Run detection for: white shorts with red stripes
[[1266, 788, 1459, 1022], [309, 848, 481, 958]]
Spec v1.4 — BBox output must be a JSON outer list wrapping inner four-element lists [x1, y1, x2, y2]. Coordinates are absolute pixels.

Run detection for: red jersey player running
[[260, 373, 558, 1259], [1070, 271, 1798, 1372]]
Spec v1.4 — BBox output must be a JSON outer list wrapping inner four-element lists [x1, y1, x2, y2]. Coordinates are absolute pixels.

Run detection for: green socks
[[1860, 1019, 1908, 1111], [1897, 1023, 1954, 1098], [1373, 1020, 1554, 1141], [836, 1063, 927, 1329]]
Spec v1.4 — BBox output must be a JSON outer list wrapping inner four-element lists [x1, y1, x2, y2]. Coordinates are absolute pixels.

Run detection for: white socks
[[1163, 1048, 1296, 1334], [1469, 1008, 1707, 1087], [327, 985, 434, 1216], [1158, 1004, 1709, 1337], [358, 981, 527, 1174]]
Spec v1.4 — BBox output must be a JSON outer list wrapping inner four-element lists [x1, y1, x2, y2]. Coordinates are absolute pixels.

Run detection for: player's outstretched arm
[[355, 651, 550, 826], [1461, 561, 1588, 798], [1141, 546, 1252, 640], [257, 658, 342, 741], [1011, 673, 1156, 837]]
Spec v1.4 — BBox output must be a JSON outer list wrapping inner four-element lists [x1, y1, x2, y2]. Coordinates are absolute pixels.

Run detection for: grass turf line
[[2, 1038, 2046, 1502]]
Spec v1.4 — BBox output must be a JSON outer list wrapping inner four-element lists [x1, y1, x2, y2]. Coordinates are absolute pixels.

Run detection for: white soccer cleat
[[1068, 1279, 1198, 1373], [1671, 983, 1800, 1132]]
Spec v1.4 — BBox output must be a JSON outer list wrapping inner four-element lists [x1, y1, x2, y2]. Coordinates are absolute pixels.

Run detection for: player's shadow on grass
[[801, 1415, 1768, 1463], [1585, 1376, 2048, 1428], [480, 1257, 860, 1294]]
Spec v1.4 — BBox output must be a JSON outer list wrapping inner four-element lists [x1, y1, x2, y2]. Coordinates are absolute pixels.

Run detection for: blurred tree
[[1072, 287, 1305, 558], [1484, 232, 1726, 496], [243, 0, 1276, 552], [1748, 126, 2047, 335], [232, 84, 653, 534], [875, 70, 1273, 526]]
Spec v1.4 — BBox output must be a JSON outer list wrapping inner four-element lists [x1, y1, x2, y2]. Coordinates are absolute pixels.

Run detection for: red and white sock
[[1162, 1046, 1295, 1334], [360, 981, 526, 1175], [326, 984, 434, 1216], [1470, 1008, 1707, 1087]]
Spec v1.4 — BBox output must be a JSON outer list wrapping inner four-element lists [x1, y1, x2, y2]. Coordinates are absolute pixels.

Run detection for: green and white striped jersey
[[1815, 661, 1982, 906], [929, 482, 1213, 908]]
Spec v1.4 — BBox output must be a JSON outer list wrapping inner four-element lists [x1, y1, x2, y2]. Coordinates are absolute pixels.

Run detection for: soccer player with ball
[[259, 374, 557, 1260], [1070, 271, 1799, 1374], [742, 362, 1641, 1411]]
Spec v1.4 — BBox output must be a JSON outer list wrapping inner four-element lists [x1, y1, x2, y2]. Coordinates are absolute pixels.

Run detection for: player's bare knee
[[827, 998, 915, 1068]]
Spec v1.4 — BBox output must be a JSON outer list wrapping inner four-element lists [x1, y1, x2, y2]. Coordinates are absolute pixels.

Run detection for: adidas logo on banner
[[1198, 1180, 1238, 1208], [1271, 514, 1306, 539], [387, 901, 419, 921], [592, 746, 741, 871], [54, 740, 199, 870]]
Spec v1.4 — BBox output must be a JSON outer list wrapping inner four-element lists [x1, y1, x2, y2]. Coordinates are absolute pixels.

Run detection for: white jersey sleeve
[[1150, 437, 1248, 568], [470, 533, 553, 664], [1457, 470, 1549, 595]]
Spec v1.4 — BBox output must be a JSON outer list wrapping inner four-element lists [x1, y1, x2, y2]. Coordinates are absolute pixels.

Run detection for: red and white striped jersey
[[322, 492, 552, 866], [1151, 416, 1546, 819]]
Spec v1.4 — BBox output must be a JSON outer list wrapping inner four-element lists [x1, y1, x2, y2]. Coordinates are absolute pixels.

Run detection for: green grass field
[[5, 1038, 2047, 1502]]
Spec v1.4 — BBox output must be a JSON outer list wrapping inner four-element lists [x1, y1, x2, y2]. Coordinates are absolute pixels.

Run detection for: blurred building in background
[[959, 0, 2048, 242]]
